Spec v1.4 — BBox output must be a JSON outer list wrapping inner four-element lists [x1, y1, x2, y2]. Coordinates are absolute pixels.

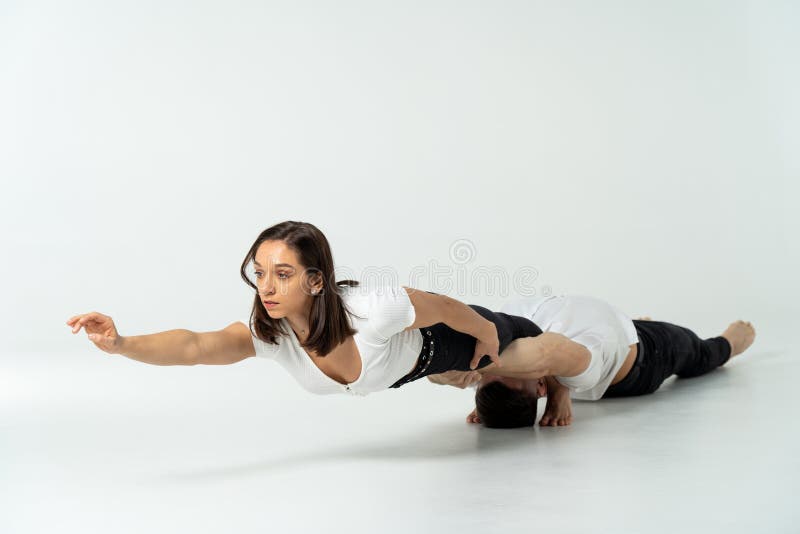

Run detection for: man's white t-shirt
[[247, 284, 423, 396], [500, 295, 639, 400]]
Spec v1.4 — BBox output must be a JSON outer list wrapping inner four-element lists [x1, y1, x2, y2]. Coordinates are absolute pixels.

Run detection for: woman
[[66, 221, 553, 396]]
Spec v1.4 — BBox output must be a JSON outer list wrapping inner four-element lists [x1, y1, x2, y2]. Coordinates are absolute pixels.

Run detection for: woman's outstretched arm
[[67, 312, 255, 366], [119, 329, 199, 365]]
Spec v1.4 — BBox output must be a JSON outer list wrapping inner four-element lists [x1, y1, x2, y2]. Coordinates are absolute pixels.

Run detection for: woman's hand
[[427, 370, 482, 389], [470, 321, 501, 370], [67, 312, 124, 354]]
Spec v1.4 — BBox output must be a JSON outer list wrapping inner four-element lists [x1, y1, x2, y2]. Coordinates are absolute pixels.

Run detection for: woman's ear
[[305, 271, 324, 294]]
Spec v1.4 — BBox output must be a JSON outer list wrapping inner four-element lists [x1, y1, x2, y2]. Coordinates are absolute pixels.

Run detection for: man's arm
[[427, 370, 483, 389], [476, 332, 591, 380]]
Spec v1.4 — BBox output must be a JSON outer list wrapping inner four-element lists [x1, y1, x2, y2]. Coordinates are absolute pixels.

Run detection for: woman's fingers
[[470, 326, 501, 370], [68, 312, 111, 334], [71, 316, 94, 333], [67, 315, 85, 331], [470, 347, 501, 370], [469, 352, 480, 370], [73, 317, 96, 333], [69, 312, 120, 355], [69, 315, 90, 333]]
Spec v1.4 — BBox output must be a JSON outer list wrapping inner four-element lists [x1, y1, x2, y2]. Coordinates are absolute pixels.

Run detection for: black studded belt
[[389, 328, 436, 388]]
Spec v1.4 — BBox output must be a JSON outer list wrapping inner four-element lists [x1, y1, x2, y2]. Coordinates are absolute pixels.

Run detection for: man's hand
[[539, 376, 573, 427], [427, 370, 482, 389], [540, 396, 573, 426], [466, 407, 482, 425]]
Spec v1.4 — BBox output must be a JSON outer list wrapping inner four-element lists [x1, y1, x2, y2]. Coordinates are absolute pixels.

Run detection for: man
[[427, 294, 756, 428]]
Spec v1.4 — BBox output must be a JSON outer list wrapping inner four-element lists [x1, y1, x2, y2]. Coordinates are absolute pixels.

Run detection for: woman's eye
[[253, 271, 289, 279]]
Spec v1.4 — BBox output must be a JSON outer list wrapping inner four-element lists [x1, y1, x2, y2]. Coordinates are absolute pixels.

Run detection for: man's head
[[474, 376, 547, 428]]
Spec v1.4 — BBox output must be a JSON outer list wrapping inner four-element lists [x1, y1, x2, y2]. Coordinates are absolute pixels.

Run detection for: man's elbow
[[543, 333, 591, 377], [537, 333, 575, 376]]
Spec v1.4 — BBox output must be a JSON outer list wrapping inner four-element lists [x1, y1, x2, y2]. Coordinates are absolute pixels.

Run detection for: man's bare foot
[[721, 320, 756, 357]]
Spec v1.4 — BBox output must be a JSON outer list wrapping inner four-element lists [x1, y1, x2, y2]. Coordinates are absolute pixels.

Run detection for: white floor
[[2, 344, 798, 534]]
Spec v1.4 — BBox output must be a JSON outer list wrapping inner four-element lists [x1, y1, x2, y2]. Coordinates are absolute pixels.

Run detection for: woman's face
[[252, 240, 319, 319]]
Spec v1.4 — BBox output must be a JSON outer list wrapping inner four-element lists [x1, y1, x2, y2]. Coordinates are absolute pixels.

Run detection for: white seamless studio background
[[1, 1, 797, 352], [0, 2, 798, 534]]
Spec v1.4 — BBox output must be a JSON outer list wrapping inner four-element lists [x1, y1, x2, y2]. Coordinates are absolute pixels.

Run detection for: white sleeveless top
[[500, 294, 639, 400], [248, 284, 424, 396]]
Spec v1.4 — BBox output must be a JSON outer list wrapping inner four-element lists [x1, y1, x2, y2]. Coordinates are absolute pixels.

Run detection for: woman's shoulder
[[343, 282, 412, 308], [245, 316, 290, 359], [335, 282, 417, 342], [338, 283, 370, 316], [338, 282, 404, 308], [361, 283, 416, 341]]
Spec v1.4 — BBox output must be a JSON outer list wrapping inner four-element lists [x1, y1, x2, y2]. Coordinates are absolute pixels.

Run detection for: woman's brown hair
[[239, 221, 363, 356]]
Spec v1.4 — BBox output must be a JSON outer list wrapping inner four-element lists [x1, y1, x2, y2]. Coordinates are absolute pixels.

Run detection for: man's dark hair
[[475, 381, 538, 428]]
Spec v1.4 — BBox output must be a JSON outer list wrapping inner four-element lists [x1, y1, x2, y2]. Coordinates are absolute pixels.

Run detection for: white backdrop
[[1, 0, 797, 354], [2, 3, 800, 534]]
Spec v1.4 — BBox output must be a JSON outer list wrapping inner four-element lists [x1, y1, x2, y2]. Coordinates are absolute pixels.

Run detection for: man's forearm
[[475, 335, 551, 378], [486, 334, 589, 380], [427, 370, 482, 389], [117, 329, 197, 366]]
